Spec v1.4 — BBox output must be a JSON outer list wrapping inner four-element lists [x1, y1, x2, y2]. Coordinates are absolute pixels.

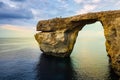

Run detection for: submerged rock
[[35, 10, 120, 76]]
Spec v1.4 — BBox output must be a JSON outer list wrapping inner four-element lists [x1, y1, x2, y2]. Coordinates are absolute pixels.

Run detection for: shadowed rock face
[[35, 10, 120, 76]]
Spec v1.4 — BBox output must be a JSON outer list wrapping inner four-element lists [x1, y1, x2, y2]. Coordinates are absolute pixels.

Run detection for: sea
[[0, 22, 119, 80], [0, 36, 119, 80]]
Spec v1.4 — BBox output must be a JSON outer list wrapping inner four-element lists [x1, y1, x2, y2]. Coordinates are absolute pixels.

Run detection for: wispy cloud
[[74, 0, 83, 3], [0, 1, 33, 19], [1, 0, 17, 8], [115, 1, 120, 6], [74, 0, 101, 4], [0, 0, 119, 28], [10, 0, 26, 2], [30, 8, 42, 20], [0, 24, 35, 37], [92, 0, 101, 3], [57, 0, 66, 3], [0, 24, 34, 33], [76, 4, 97, 14]]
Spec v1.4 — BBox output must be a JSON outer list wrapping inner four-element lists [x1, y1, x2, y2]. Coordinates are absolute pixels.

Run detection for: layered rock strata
[[35, 10, 120, 76]]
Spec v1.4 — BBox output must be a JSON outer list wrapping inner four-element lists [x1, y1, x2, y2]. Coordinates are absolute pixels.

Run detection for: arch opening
[[71, 21, 111, 79]]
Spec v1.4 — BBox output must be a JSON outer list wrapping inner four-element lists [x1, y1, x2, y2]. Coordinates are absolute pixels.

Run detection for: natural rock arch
[[35, 10, 120, 76], [73, 21, 105, 53]]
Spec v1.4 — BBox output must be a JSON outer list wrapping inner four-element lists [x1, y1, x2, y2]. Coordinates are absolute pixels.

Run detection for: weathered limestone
[[35, 10, 120, 76]]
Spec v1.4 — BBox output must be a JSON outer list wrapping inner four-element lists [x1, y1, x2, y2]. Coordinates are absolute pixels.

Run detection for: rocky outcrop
[[35, 10, 120, 76]]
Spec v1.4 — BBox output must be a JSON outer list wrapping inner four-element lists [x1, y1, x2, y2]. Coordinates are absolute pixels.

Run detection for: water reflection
[[0, 38, 119, 80], [36, 54, 77, 80], [36, 54, 120, 80], [108, 62, 120, 80]]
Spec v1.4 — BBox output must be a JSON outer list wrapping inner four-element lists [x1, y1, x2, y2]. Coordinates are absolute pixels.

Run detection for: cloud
[[0, 24, 35, 37], [0, 0, 119, 28], [74, 0, 101, 4], [0, 1, 33, 19], [0, 9, 33, 19], [74, 0, 83, 3], [1, 0, 18, 8], [0, 24, 34, 33], [30, 8, 42, 20], [10, 0, 26, 2], [57, 0, 66, 3], [92, 0, 101, 3], [115, 1, 120, 6], [76, 4, 97, 14], [0, 2, 5, 8]]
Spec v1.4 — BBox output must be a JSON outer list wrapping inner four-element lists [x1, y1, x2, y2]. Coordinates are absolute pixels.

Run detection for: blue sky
[[0, 0, 120, 37]]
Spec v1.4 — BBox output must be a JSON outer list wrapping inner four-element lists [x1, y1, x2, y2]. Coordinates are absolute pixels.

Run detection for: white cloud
[[74, 0, 83, 3], [0, 0, 18, 8], [57, 0, 66, 3], [115, 1, 120, 6], [57, 0, 69, 9], [31, 8, 39, 16], [76, 4, 97, 14], [30, 8, 43, 20], [92, 0, 101, 3], [74, 0, 101, 4]]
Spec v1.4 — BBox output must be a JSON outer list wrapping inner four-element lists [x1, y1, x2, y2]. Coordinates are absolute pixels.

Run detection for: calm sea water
[[0, 37, 119, 80]]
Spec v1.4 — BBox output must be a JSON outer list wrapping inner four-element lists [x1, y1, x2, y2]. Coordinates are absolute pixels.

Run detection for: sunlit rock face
[[35, 10, 120, 76]]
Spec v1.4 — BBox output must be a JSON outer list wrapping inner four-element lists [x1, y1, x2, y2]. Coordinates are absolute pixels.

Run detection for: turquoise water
[[0, 37, 119, 80]]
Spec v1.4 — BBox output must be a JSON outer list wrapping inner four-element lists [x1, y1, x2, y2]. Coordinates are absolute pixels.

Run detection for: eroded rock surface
[[35, 10, 120, 76]]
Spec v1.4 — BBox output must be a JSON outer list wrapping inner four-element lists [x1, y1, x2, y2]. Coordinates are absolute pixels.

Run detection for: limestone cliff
[[35, 10, 120, 76]]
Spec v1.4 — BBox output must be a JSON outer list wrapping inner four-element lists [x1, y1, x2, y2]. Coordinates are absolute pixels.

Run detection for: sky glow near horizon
[[0, 0, 119, 37]]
